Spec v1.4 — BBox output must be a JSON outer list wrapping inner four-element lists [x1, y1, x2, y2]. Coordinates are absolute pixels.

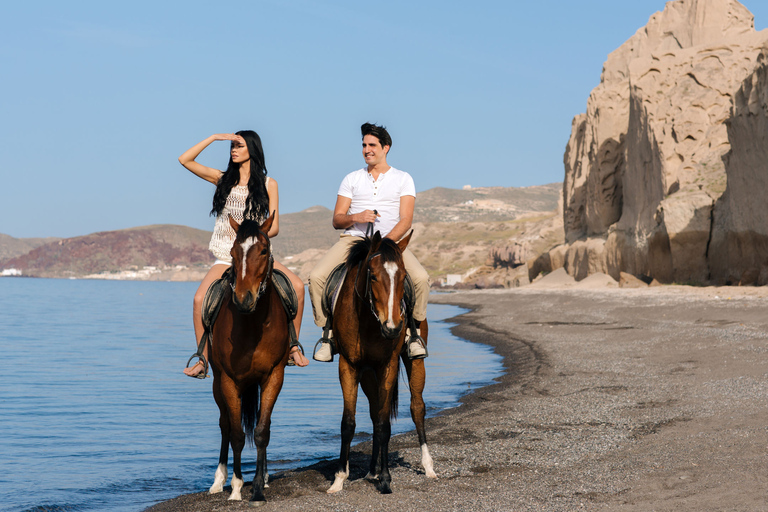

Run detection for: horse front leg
[[328, 357, 359, 494], [210, 379, 229, 494], [402, 354, 436, 478], [250, 367, 284, 505], [373, 359, 399, 494], [217, 378, 245, 501], [360, 369, 381, 480]]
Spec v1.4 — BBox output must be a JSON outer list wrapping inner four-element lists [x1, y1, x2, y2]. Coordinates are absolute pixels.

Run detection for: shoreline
[[146, 286, 768, 511]]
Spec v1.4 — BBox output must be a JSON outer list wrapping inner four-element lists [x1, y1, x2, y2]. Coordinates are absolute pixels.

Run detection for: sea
[[0, 277, 502, 512]]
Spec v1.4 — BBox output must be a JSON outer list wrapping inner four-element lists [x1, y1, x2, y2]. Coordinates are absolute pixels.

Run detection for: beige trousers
[[308, 234, 430, 328]]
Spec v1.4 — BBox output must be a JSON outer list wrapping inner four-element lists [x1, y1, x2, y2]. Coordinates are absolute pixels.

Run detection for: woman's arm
[[266, 178, 280, 238], [178, 134, 237, 184]]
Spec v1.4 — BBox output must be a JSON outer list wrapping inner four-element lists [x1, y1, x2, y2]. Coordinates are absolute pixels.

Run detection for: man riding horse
[[309, 122, 429, 362]]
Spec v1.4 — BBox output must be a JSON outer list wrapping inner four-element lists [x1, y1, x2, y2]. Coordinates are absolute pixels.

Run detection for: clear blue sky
[[2, 0, 766, 238]]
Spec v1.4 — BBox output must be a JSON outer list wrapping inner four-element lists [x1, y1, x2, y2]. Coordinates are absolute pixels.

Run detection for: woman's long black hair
[[210, 130, 269, 221]]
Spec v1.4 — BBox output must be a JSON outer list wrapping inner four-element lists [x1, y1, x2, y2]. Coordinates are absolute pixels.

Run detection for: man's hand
[[354, 209, 380, 224]]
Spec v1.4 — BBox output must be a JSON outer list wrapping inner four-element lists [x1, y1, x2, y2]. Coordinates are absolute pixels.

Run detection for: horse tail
[[241, 383, 260, 446], [390, 360, 400, 422]]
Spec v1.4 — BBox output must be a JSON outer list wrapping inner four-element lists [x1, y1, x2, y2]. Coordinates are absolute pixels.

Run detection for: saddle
[[187, 266, 300, 374]]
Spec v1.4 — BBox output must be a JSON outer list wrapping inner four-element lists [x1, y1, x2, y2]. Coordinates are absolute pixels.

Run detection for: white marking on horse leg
[[209, 463, 227, 494], [421, 444, 437, 478], [229, 475, 244, 500], [327, 462, 349, 493], [240, 236, 257, 279], [383, 262, 398, 328]]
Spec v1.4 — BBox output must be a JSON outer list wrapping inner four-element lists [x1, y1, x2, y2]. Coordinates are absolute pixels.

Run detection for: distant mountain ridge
[[0, 184, 562, 280], [0, 233, 61, 261], [0, 225, 213, 279]]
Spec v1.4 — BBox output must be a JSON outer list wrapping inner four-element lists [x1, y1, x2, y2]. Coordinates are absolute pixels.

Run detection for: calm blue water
[[0, 278, 501, 512]]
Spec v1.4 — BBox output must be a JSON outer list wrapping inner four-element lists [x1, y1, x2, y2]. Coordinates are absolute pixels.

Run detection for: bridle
[[354, 220, 405, 323], [231, 229, 274, 307]]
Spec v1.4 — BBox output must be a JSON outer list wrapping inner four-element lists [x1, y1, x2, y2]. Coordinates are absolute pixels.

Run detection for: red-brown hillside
[[1, 225, 212, 278]]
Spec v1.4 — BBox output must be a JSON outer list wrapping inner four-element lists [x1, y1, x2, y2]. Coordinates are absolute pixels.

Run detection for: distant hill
[[0, 225, 212, 279], [0, 233, 61, 261], [415, 183, 561, 222], [0, 184, 562, 281], [270, 205, 338, 259]]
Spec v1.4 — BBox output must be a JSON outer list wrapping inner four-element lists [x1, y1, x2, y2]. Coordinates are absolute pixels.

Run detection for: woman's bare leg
[[274, 261, 308, 367], [183, 263, 230, 377]]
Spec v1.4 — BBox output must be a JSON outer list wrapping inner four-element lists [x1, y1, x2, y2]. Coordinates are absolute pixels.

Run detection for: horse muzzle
[[380, 321, 404, 340], [232, 290, 257, 313]]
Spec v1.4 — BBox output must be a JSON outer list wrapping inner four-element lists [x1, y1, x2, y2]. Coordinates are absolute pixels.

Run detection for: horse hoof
[[248, 500, 266, 507]]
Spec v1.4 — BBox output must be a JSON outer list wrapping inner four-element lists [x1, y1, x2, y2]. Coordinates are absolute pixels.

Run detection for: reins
[[231, 250, 274, 306], [353, 219, 405, 322]]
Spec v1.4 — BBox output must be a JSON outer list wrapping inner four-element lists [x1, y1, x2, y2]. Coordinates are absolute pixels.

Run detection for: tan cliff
[[549, 0, 768, 285]]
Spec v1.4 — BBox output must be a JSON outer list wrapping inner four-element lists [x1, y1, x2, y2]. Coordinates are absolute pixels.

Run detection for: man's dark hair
[[361, 122, 392, 148]]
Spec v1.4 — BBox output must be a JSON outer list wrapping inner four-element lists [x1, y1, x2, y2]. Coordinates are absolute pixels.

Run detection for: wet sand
[[146, 286, 768, 511]]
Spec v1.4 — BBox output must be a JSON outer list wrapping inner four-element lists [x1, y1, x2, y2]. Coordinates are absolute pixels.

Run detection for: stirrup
[[405, 334, 428, 360], [185, 354, 209, 379], [287, 341, 305, 367], [312, 332, 335, 362]]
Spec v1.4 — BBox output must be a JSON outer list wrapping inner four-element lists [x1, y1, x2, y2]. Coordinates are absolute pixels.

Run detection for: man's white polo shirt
[[338, 167, 416, 238]]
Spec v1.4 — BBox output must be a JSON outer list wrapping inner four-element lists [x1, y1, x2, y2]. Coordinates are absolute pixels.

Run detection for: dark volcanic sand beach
[[147, 286, 768, 511]]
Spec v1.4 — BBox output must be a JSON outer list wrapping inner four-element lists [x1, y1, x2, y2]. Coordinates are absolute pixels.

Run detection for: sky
[[2, 1, 767, 239]]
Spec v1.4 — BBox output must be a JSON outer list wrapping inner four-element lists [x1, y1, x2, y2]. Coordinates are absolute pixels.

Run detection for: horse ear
[[228, 215, 240, 233], [260, 211, 275, 235], [370, 230, 382, 252], [397, 230, 413, 252]]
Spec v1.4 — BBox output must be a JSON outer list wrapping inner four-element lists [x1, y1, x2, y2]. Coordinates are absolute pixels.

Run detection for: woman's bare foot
[[183, 359, 207, 378], [289, 346, 309, 367]]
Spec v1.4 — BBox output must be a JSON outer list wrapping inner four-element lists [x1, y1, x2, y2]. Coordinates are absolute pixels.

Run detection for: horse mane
[[236, 219, 266, 242], [345, 236, 401, 270]]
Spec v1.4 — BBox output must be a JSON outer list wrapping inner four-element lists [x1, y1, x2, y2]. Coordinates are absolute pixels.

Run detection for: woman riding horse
[[179, 130, 308, 376], [207, 213, 291, 504]]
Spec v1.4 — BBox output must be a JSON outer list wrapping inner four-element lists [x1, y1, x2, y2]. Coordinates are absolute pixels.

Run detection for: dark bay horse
[[207, 214, 290, 505], [327, 230, 437, 495]]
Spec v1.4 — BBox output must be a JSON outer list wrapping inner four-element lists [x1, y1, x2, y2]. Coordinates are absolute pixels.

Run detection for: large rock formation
[[554, 0, 768, 284]]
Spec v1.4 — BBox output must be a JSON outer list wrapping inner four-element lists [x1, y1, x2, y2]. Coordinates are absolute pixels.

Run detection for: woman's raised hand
[[213, 133, 245, 144]]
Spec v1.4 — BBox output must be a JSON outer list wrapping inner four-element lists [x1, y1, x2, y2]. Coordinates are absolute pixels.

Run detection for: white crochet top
[[208, 177, 269, 263]]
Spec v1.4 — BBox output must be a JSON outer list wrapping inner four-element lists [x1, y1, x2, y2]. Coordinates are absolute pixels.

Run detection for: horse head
[[228, 213, 274, 314], [362, 230, 413, 340]]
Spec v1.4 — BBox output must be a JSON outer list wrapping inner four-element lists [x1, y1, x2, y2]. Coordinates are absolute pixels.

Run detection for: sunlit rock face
[[558, 0, 768, 284], [709, 48, 768, 284]]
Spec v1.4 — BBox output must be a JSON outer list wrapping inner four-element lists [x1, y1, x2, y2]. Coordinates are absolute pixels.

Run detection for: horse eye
[[260, 248, 267, 255], [370, 275, 377, 281]]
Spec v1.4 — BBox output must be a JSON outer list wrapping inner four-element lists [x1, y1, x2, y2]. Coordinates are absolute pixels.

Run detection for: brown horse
[[327, 230, 436, 495], [207, 213, 290, 505]]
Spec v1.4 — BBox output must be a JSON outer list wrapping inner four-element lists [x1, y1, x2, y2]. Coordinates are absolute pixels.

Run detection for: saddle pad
[[202, 266, 233, 330], [272, 269, 298, 320], [322, 263, 347, 318]]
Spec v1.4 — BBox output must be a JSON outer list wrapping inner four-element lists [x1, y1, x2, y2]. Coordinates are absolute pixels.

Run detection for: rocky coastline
[[146, 285, 767, 511]]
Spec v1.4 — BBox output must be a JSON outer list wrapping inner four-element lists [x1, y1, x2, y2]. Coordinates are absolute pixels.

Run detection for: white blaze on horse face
[[239, 236, 258, 279], [383, 262, 399, 328]]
